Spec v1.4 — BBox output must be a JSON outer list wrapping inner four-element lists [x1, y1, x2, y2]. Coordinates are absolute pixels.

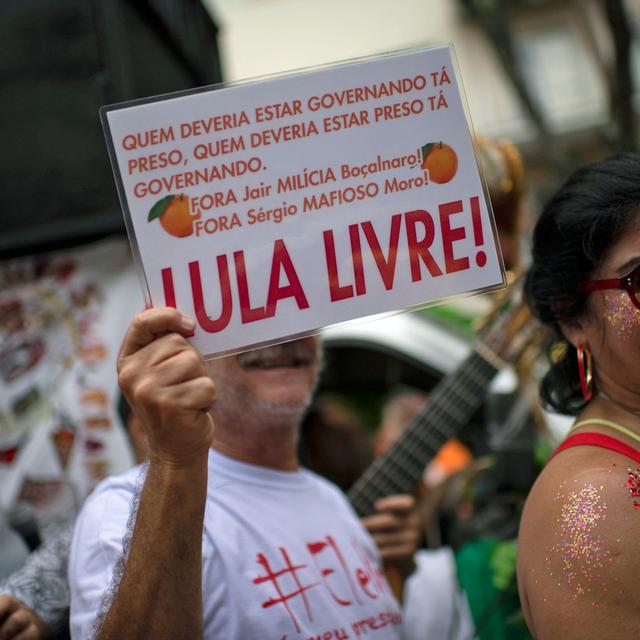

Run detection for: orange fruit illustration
[[147, 194, 197, 238], [420, 142, 458, 184]]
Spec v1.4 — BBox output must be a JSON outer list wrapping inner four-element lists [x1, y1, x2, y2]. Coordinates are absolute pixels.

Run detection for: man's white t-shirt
[[69, 450, 403, 639]]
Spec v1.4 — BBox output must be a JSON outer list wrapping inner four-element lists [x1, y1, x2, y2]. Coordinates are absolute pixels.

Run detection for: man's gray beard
[[212, 341, 323, 431]]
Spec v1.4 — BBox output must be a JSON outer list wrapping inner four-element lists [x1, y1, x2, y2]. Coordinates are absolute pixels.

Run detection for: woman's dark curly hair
[[525, 153, 640, 415]]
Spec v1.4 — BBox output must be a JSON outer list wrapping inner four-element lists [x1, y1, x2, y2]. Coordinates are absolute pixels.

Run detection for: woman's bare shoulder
[[517, 447, 640, 638]]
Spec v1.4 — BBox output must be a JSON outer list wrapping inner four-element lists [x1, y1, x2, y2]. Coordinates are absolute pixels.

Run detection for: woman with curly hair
[[518, 153, 640, 638]]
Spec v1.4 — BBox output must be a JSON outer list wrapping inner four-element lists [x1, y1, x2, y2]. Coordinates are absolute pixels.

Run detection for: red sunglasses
[[579, 263, 640, 310]]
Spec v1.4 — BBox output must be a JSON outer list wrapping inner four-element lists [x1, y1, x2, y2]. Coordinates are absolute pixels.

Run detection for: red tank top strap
[[550, 432, 640, 464]]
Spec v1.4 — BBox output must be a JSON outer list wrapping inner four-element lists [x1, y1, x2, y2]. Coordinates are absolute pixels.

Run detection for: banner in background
[[0, 238, 137, 531]]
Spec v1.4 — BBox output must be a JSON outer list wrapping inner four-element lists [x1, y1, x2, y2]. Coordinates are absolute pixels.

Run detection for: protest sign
[[102, 45, 505, 357]]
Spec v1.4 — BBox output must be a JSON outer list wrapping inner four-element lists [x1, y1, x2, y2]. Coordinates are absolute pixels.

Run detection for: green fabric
[[455, 538, 532, 640]]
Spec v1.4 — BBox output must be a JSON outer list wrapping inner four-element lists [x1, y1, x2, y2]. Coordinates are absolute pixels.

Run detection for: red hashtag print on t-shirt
[[253, 547, 320, 632]]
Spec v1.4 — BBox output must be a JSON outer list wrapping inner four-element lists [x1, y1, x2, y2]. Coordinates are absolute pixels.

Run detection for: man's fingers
[[164, 377, 217, 413], [361, 512, 401, 532], [363, 493, 421, 563], [10, 621, 44, 640], [0, 608, 30, 639], [121, 331, 192, 372], [118, 338, 207, 413], [373, 494, 415, 513], [122, 343, 206, 400], [377, 543, 417, 561], [370, 529, 419, 548], [154, 348, 207, 386], [363, 494, 417, 531], [119, 308, 195, 359], [12, 630, 39, 640], [0, 596, 18, 623]]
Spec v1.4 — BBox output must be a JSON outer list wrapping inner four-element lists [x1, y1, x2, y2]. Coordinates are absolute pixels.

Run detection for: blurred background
[[213, 0, 640, 231], [1, 1, 640, 638], [3, 0, 639, 258]]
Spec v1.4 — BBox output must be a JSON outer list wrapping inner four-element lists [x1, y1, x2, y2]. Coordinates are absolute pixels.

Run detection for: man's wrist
[[146, 452, 210, 497], [149, 450, 210, 474]]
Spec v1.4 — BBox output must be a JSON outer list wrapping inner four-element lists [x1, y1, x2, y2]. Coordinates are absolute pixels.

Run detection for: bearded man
[[69, 308, 419, 639]]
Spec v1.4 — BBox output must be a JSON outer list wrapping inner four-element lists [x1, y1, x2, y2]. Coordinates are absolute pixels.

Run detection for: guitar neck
[[348, 349, 499, 516]]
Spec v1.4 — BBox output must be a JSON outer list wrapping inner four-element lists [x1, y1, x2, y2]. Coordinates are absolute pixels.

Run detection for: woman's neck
[[580, 392, 640, 435], [598, 390, 640, 418]]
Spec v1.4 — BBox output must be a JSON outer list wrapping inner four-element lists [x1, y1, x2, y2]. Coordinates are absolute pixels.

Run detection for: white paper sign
[[102, 45, 505, 357]]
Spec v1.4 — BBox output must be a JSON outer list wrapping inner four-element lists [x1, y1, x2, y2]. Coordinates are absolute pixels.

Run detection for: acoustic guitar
[[347, 289, 544, 599]]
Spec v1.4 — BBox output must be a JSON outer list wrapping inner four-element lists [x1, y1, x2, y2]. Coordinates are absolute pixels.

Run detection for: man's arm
[[86, 308, 215, 640]]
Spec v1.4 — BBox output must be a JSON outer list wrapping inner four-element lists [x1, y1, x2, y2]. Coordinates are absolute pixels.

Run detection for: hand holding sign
[[117, 307, 215, 468]]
